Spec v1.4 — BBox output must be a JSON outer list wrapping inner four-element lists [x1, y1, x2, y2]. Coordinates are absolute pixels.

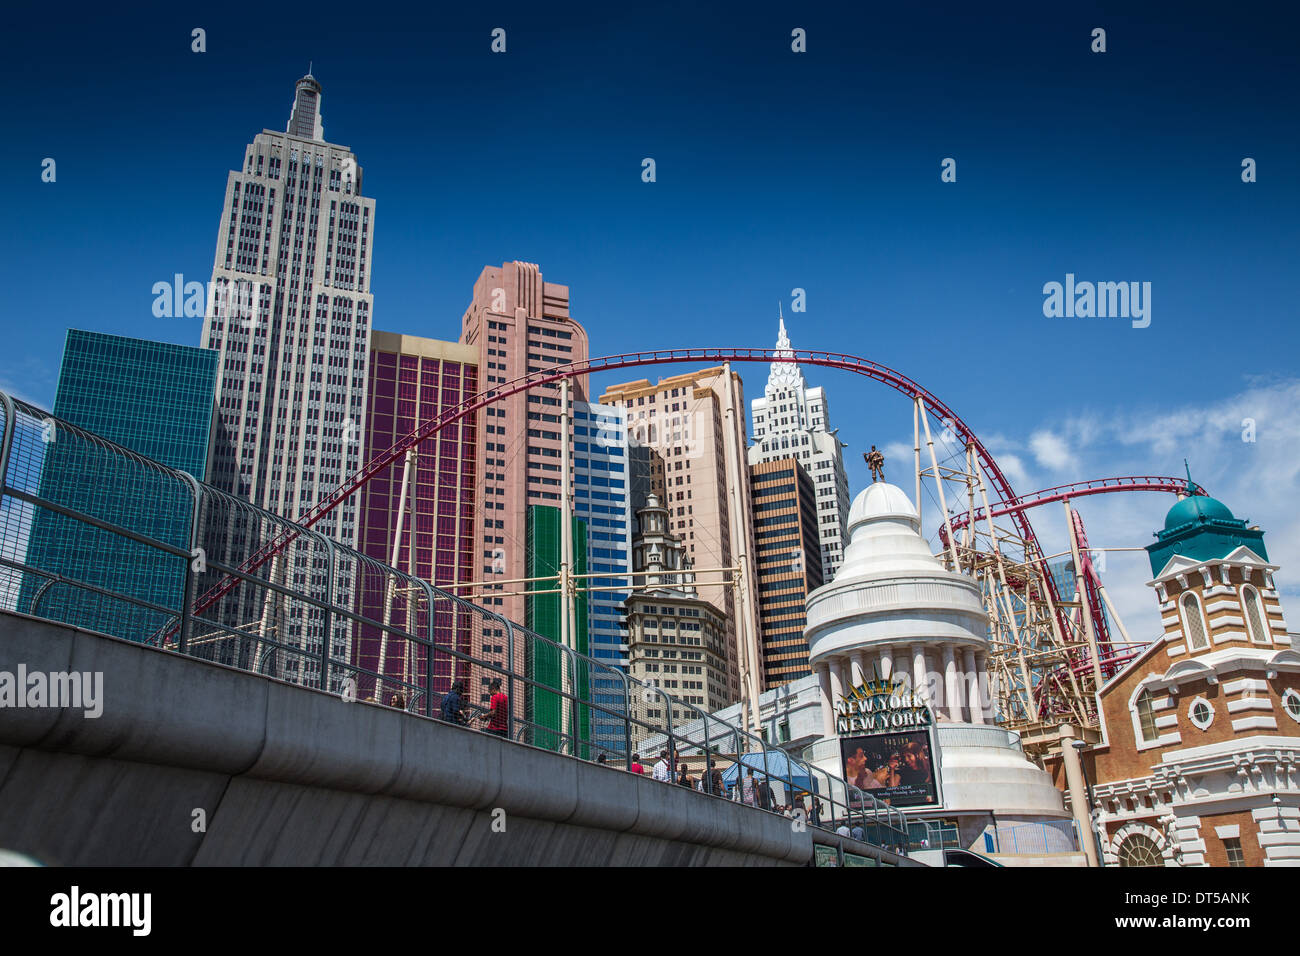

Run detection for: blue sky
[[2, 1, 1297, 634]]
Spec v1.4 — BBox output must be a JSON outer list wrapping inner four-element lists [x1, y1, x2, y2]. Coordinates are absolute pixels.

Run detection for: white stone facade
[[200, 74, 375, 685], [802, 481, 1070, 850]]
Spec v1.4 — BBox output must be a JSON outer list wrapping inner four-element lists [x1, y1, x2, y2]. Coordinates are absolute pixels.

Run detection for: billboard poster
[[840, 730, 938, 809]]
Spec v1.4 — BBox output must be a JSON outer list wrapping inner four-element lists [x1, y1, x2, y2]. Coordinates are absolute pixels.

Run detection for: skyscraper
[[749, 316, 851, 580], [459, 261, 590, 682], [600, 367, 760, 708], [200, 72, 375, 684], [749, 457, 824, 688], [17, 330, 217, 640], [355, 331, 479, 703], [572, 399, 633, 751], [525, 505, 589, 752]]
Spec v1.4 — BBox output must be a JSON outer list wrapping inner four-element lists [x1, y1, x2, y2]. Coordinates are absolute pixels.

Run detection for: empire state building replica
[[199, 72, 376, 687]]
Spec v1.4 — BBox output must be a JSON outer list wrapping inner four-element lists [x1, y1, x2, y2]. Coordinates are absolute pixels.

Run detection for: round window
[[1188, 697, 1214, 730], [1283, 689, 1300, 725]]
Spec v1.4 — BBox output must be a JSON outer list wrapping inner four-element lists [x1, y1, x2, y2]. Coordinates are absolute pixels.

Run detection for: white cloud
[[903, 379, 1300, 664], [1018, 380, 1300, 645], [1029, 429, 1079, 472]]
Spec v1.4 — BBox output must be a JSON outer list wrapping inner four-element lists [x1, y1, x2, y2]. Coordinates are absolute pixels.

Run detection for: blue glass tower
[[17, 330, 218, 640], [572, 400, 632, 754], [1046, 555, 1115, 640]]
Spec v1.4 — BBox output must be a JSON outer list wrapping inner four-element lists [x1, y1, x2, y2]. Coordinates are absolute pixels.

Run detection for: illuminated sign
[[841, 730, 939, 808], [834, 675, 932, 735]]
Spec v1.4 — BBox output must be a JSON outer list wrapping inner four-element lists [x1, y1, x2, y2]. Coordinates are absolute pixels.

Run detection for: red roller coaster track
[[947, 475, 1205, 535], [183, 348, 1195, 650], [185, 348, 1043, 623]]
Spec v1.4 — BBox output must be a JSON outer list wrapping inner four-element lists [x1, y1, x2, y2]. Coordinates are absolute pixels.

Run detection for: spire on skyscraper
[[287, 70, 325, 142], [767, 310, 804, 390]]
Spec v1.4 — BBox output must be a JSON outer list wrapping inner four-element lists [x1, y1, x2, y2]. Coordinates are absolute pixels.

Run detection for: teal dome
[[1164, 494, 1234, 531]]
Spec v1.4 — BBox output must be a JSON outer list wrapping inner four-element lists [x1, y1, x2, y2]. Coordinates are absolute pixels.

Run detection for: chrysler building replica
[[749, 314, 851, 579], [199, 72, 375, 687]]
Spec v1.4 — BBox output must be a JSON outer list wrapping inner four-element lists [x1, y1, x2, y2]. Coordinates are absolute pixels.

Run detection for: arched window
[[1135, 688, 1158, 742], [1241, 585, 1269, 644], [1180, 591, 1210, 652], [1117, 832, 1164, 867]]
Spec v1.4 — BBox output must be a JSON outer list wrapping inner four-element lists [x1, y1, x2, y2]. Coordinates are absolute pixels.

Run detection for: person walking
[[652, 750, 672, 783], [851, 822, 865, 842], [756, 777, 773, 811], [484, 678, 509, 738], [706, 760, 725, 797], [629, 753, 645, 775], [740, 770, 756, 807]]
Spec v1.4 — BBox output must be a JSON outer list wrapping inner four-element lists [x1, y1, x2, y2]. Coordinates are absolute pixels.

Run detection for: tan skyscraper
[[459, 261, 590, 677], [600, 367, 761, 712]]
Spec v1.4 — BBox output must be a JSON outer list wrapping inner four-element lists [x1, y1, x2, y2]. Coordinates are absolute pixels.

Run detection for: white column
[[912, 644, 927, 704], [943, 645, 960, 722], [829, 657, 845, 703], [963, 647, 984, 724], [849, 651, 867, 688], [878, 647, 893, 682], [892, 648, 908, 688], [815, 662, 835, 739]]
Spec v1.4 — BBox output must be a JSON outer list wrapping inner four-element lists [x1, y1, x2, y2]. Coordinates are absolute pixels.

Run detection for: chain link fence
[[0, 390, 908, 852]]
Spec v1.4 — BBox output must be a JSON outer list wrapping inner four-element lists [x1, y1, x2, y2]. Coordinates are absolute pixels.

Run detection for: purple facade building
[[355, 330, 479, 704]]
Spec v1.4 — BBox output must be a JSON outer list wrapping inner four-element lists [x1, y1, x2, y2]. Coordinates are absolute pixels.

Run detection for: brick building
[[458, 261, 589, 695], [1059, 488, 1300, 867]]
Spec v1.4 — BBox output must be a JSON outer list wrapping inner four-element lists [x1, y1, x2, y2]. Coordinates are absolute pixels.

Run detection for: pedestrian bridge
[[0, 611, 914, 867]]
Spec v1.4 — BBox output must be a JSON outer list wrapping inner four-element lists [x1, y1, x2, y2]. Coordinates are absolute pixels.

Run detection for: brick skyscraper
[[459, 261, 590, 679]]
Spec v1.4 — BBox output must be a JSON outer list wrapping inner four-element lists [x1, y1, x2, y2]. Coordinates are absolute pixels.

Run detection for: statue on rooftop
[[865, 445, 885, 483]]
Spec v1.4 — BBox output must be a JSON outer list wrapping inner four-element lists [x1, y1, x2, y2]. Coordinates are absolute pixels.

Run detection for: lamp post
[[1072, 739, 1106, 867]]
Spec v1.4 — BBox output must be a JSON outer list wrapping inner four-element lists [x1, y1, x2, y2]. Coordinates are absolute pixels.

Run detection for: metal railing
[[0, 390, 907, 855], [987, 820, 1079, 855], [907, 819, 961, 851]]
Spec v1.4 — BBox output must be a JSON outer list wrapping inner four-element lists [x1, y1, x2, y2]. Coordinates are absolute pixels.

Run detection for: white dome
[[846, 481, 920, 534], [839, 482, 941, 578], [804, 481, 987, 662]]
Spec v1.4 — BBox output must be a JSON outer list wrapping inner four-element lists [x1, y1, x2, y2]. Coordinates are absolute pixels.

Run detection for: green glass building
[[525, 505, 591, 754], [17, 330, 218, 641]]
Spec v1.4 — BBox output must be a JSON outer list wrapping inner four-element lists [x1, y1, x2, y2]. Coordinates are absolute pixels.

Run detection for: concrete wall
[[0, 611, 817, 866]]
